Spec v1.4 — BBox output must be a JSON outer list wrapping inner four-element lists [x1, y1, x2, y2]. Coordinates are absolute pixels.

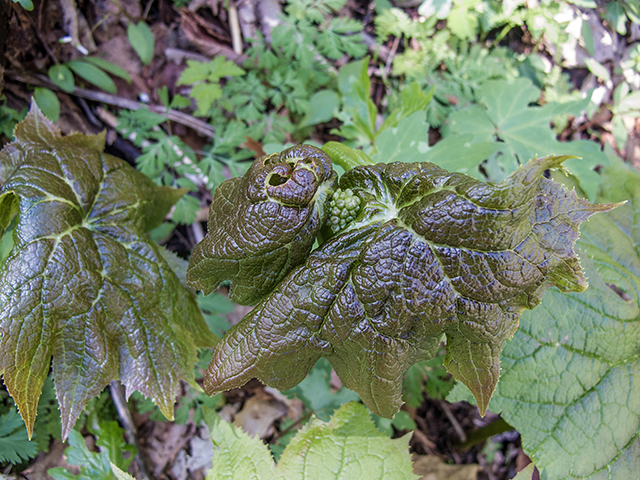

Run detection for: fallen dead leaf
[[412, 454, 480, 480], [234, 391, 288, 439]]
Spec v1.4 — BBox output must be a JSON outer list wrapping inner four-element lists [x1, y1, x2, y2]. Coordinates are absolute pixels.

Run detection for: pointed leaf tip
[[198, 154, 614, 419], [0, 109, 212, 439]]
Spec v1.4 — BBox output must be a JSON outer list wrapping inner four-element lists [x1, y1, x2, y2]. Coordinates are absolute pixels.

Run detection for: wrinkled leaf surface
[[449, 155, 640, 479], [188, 145, 337, 305], [197, 153, 613, 417], [204, 402, 417, 480], [0, 104, 216, 437]]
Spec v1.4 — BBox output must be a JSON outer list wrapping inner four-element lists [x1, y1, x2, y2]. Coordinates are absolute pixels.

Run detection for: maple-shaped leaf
[[439, 78, 607, 200], [0, 104, 216, 438], [195, 152, 616, 417], [187, 144, 337, 305], [449, 153, 640, 479]]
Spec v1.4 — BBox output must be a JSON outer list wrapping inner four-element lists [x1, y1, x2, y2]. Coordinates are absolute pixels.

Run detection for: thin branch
[[228, 1, 244, 55], [6, 70, 216, 139], [109, 381, 154, 480], [440, 401, 466, 443]]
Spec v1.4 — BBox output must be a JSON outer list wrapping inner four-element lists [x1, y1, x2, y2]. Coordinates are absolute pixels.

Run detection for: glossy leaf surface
[[197, 152, 614, 417], [187, 145, 337, 305], [449, 154, 640, 479], [0, 104, 216, 438]]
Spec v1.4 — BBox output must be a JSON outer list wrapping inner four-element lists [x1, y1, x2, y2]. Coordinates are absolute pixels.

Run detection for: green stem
[[456, 417, 514, 451], [322, 142, 374, 171]]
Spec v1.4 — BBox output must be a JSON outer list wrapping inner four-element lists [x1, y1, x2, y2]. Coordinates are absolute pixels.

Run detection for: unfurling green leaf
[[203, 402, 417, 480], [187, 145, 337, 305], [192, 148, 616, 418], [0, 103, 216, 438]]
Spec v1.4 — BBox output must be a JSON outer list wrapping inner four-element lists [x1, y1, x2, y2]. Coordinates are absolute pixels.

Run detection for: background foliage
[[0, 0, 639, 479]]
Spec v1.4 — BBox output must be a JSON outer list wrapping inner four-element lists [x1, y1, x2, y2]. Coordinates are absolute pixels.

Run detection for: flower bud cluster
[[327, 188, 361, 233]]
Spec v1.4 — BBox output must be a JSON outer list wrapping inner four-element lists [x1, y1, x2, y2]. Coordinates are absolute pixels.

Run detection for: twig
[[270, 410, 314, 443], [457, 417, 514, 451], [411, 428, 437, 455], [440, 401, 467, 443], [192, 221, 205, 243], [6, 70, 217, 139], [228, 1, 243, 55], [109, 381, 154, 480], [361, 32, 390, 63], [385, 36, 400, 76]]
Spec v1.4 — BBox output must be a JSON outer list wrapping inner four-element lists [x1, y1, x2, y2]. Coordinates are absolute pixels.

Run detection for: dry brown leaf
[[233, 393, 288, 439], [412, 454, 480, 480]]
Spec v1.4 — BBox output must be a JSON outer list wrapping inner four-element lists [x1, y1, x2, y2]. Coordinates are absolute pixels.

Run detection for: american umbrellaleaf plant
[[187, 142, 618, 418], [0, 104, 618, 439]]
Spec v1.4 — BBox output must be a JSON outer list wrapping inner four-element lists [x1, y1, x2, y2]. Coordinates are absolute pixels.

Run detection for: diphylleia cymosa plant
[[0, 104, 215, 438], [0, 104, 619, 439], [187, 142, 619, 417]]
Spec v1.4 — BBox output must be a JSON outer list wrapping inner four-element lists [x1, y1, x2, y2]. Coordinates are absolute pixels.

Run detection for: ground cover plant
[[0, 0, 639, 479]]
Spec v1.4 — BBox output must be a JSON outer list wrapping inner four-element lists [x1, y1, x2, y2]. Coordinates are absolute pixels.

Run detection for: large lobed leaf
[[204, 401, 417, 480], [0, 104, 216, 437], [435, 78, 608, 200], [193, 151, 615, 418], [449, 154, 640, 479]]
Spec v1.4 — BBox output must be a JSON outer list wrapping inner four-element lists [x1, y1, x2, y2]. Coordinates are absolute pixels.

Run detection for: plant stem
[[322, 141, 375, 171], [109, 381, 154, 480], [456, 417, 514, 451]]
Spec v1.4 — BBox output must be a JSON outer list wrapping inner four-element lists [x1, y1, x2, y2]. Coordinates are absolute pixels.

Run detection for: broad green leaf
[[12, 0, 34, 10], [512, 464, 535, 480], [187, 145, 337, 305], [48, 425, 133, 480], [371, 111, 430, 164], [67, 60, 117, 94], [190, 83, 223, 116], [418, 0, 452, 19], [584, 58, 611, 84], [284, 358, 360, 420], [91, 421, 136, 473], [0, 104, 216, 438], [48, 65, 75, 93], [33, 88, 60, 122], [127, 22, 154, 66], [423, 134, 505, 178], [447, 4, 478, 39], [204, 407, 275, 479], [442, 78, 607, 201], [204, 402, 417, 480], [378, 83, 434, 133], [300, 90, 341, 127], [323, 141, 374, 171], [111, 463, 136, 480], [177, 60, 212, 84], [449, 155, 640, 479], [606, 1, 627, 35], [196, 153, 614, 418], [336, 59, 377, 143]]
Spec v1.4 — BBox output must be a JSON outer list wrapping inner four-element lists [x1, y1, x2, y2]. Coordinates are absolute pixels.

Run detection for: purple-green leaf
[[0, 104, 216, 438], [187, 145, 337, 305], [194, 150, 616, 418]]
